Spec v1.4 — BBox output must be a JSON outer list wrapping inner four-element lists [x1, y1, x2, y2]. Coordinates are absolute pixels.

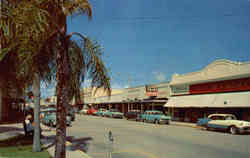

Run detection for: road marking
[[112, 149, 158, 158]]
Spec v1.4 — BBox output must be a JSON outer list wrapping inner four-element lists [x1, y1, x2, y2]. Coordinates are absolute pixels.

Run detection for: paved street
[[66, 115, 250, 158]]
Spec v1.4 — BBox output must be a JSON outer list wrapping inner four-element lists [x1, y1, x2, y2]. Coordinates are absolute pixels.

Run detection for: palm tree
[[1, 1, 111, 157], [1, 0, 57, 152]]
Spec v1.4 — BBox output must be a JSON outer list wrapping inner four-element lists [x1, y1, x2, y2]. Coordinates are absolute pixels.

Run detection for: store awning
[[164, 91, 250, 108]]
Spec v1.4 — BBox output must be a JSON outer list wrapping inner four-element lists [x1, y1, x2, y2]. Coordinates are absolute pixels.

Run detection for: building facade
[[81, 82, 170, 113], [0, 83, 25, 123], [165, 59, 250, 122]]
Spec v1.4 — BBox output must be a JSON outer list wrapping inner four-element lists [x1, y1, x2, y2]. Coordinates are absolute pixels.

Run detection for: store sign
[[145, 85, 158, 96]]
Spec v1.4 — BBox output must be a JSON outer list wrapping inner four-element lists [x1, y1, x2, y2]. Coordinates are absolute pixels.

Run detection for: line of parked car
[[79, 108, 172, 125], [78, 107, 250, 134]]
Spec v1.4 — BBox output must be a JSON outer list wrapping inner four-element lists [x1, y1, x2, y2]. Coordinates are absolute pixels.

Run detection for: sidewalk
[[0, 123, 92, 158], [0, 123, 24, 141]]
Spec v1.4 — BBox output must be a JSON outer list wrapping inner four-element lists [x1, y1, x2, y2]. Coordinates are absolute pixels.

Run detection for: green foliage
[[0, 135, 51, 158]]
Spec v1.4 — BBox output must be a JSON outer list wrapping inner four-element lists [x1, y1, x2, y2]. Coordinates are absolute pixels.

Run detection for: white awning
[[164, 91, 250, 108]]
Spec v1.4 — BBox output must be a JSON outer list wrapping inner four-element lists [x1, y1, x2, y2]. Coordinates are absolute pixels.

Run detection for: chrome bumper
[[238, 126, 250, 133]]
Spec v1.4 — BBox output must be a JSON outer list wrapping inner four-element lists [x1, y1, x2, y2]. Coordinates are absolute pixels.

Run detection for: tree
[[1, 0, 56, 152], [1, 1, 111, 157]]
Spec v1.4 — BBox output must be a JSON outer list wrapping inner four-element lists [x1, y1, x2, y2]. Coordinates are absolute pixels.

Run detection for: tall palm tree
[[1, 1, 111, 157], [1, 0, 56, 152]]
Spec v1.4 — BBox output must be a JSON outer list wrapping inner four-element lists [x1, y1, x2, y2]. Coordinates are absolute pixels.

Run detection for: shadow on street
[[0, 126, 23, 134], [42, 135, 93, 153]]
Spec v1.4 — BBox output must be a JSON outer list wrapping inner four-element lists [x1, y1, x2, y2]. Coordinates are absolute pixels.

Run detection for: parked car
[[79, 108, 89, 115], [124, 110, 141, 120], [67, 106, 76, 121], [40, 107, 56, 119], [96, 108, 108, 117], [87, 107, 98, 115], [197, 114, 250, 134], [140, 110, 171, 124], [104, 109, 124, 119], [42, 111, 71, 127]]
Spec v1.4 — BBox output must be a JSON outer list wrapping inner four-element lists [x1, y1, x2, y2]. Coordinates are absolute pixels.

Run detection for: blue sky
[[41, 0, 250, 98]]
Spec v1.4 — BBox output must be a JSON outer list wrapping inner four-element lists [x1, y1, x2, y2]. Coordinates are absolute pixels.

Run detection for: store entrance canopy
[[164, 91, 250, 108]]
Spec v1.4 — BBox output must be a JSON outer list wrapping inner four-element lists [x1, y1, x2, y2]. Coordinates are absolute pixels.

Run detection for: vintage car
[[42, 111, 71, 127], [140, 110, 171, 124], [87, 107, 98, 115], [124, 110, 141, 120], [197, 114, 250, 134], [104, 109, 124, 119], [96, 108, 108, 117], [79, 108, 89, 115]]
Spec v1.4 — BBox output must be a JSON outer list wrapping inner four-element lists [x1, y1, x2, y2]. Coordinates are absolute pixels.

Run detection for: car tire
[[206, 126, 212, 131], [49, 121, 53, 127], [154, 119, 158, 124], [229, 126, 237, 135], [53, 122, 56, 127]]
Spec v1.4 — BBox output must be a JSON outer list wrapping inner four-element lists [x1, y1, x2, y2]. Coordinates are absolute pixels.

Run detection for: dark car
[[124, 110, 141, 120]]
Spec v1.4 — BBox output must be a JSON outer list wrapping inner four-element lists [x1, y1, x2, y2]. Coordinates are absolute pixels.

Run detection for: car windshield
[[225, 116, 236, 120]]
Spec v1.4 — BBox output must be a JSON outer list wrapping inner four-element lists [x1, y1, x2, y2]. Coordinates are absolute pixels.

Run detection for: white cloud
[[152, 71, 167, 81], [124, 84, 129, 88]]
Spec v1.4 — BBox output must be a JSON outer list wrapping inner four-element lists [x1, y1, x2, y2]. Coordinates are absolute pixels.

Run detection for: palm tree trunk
[[55, 27, 70, 158], [32, 73, 41, 152]]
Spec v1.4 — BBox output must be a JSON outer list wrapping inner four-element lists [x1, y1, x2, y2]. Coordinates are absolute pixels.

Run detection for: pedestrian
[[24, 114, 34, 136]]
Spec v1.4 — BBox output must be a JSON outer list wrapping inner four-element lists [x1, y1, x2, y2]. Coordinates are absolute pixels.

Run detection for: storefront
[[0, 97, 25, 123], [165, 91, 250, 122], [83, 83, 170, 113], [165, 59, 250, 123]]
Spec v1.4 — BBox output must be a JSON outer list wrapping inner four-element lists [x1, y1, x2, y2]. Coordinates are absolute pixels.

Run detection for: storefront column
[[141, 104, 143, 112], [128, 103, 130, 111], [152, 103, 154, 110], [172, 107, 175, 118], [122, 104, 125, 113]]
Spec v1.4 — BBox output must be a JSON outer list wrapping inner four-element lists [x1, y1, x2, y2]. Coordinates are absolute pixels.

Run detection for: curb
[[171, 122, 198, 128]]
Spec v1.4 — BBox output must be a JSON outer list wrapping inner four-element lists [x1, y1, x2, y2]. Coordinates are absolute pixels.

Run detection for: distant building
[[81, 83, 170, 113]]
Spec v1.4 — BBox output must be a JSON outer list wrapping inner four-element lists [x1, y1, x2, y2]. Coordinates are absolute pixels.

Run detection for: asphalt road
[[66, 115, 250, 158]]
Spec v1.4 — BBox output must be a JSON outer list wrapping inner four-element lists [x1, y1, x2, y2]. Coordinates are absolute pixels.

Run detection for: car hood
[[229, 120, 250, 125]]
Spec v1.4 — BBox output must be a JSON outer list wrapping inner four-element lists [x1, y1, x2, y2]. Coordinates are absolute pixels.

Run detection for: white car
[[197, 114, 250, 134]]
